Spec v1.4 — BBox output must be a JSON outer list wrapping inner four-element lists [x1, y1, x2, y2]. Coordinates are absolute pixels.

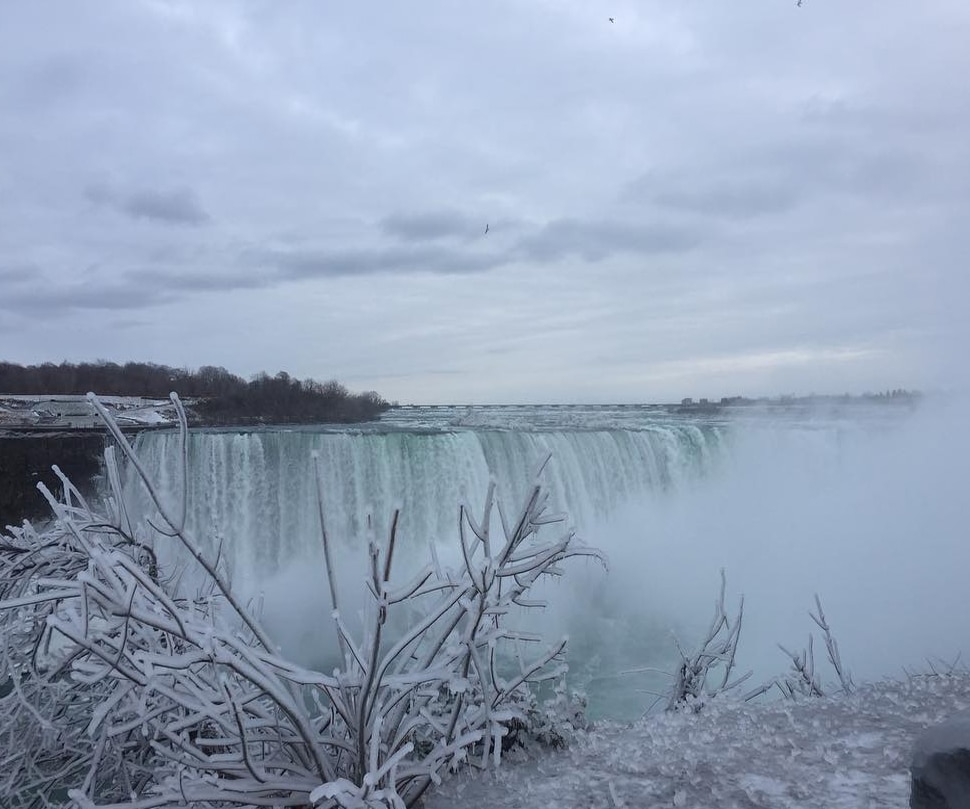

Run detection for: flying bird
[[609, 17, 614, 23], [484, 223, 489, 235]]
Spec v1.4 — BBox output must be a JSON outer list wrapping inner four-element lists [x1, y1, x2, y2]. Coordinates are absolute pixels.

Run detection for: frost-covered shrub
[[0, 469, 160, 807], [517, 676, 589, 750], [0, 394, 604, 809], [642, 579, 854, 712], [662, 570, 751, 712], [775, 594, 853, 699]]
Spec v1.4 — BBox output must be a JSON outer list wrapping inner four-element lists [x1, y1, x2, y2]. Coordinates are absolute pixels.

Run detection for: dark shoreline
[[0, 424, 172, 438], [0, 432, 109, 530]]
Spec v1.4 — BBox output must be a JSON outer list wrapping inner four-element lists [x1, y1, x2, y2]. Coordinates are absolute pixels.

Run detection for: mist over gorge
[[120, 399, 964, 718]]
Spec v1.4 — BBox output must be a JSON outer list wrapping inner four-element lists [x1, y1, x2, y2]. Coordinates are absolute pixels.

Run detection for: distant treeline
[[0, 361, 390, 424]]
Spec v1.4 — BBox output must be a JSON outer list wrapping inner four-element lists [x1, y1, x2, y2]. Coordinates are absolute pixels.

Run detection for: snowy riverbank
[[423, 673, 970, 809], [0, 394, 174, 431]]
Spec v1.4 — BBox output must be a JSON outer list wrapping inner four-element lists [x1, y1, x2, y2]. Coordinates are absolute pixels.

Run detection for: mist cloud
[[582, 400, 970, 689]]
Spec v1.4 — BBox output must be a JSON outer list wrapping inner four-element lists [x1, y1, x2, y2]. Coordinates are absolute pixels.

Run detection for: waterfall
[[127, 423, 725, 592], [116, 402, 969, 719]]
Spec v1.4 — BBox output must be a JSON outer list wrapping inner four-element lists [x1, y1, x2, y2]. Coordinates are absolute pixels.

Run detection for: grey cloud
[[799, 92, 969, 138], [109, 317, 149, 330], [125, 189, 210, 226], [274, 245, 504, 279], [380, 211, 478, 242], [3, 282, 177, 314], [800, 96, 856, 126], [514, 219, 704, 263], [1, 241, 509, 317], [344, 368, 463, 381], [137, 212, 700, 290], [2, 54, 87, 111], [85, 183, 211, 226], [0, 266, 38, 285], [0, 265, 273, 315], [765, 139, 923, 200], [644, 178, 799, 219], [275, 217, 701, 280], [629, 136, 926, 222], [130, 268, 270, 294]]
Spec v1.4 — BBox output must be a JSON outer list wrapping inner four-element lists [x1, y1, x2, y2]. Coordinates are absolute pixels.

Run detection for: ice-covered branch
[[809, 594, 853, 694]]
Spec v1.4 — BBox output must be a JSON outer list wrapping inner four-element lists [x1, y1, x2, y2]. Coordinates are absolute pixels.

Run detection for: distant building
[[680, 398, 693, 406]]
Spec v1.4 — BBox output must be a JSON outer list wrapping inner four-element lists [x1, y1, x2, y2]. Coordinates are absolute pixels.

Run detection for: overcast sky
[[1, 0, 967, 403]]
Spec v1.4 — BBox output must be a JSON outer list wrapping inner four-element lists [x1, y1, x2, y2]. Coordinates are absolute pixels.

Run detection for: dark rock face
[[0, 434, 106, 530], [912, 711, 970, 809]]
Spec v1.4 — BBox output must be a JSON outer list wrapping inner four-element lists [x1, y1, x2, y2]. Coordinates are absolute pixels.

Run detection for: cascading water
[[127, 418, 724, 590], [122, 402, 968, 719]]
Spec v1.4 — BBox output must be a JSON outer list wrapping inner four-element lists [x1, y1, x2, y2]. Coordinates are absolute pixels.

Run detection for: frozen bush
[[0, 394, 604, 809], [774, 594, 853, 699], [665, 570, 751, 712]]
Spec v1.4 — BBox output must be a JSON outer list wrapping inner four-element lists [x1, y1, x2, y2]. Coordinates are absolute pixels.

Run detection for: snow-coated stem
[[171, 394, 189, 534], [383, 509, 400, 584], [355, 515, 399, 780], [810, 594, 853, 694], [916, 653, 965, 678], [312, 451, 343, 623], [104, 445, 133, 538], [493, 638, 568, 708], [778, 635, 824, 698]]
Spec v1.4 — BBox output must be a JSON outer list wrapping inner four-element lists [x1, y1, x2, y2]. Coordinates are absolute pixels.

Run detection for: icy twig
[[809, 594, 853, 694]]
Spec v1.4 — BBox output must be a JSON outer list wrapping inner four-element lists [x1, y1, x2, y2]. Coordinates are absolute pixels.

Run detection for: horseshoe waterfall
[[123, 402, 966, 718]]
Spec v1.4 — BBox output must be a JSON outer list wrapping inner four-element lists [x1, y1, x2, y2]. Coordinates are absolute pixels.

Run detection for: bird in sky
[[484, 223, 489, 235], [609, 17, 614, 23]]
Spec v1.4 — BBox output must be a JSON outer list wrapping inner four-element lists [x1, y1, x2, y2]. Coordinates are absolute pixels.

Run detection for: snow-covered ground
[[0, 394, 174, 428], [423, 673, 970, 808]]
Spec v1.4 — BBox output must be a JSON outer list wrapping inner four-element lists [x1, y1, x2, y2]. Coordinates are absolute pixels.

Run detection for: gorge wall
[[0, 433, 106, 529]]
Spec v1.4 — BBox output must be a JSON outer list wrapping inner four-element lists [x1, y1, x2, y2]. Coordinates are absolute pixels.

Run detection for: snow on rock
[[911, 708, 970, 809], [423, 674, 970, 809]]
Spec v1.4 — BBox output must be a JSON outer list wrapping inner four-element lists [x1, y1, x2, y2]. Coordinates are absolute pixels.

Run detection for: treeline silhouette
[[0, 361, 390, 424]]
